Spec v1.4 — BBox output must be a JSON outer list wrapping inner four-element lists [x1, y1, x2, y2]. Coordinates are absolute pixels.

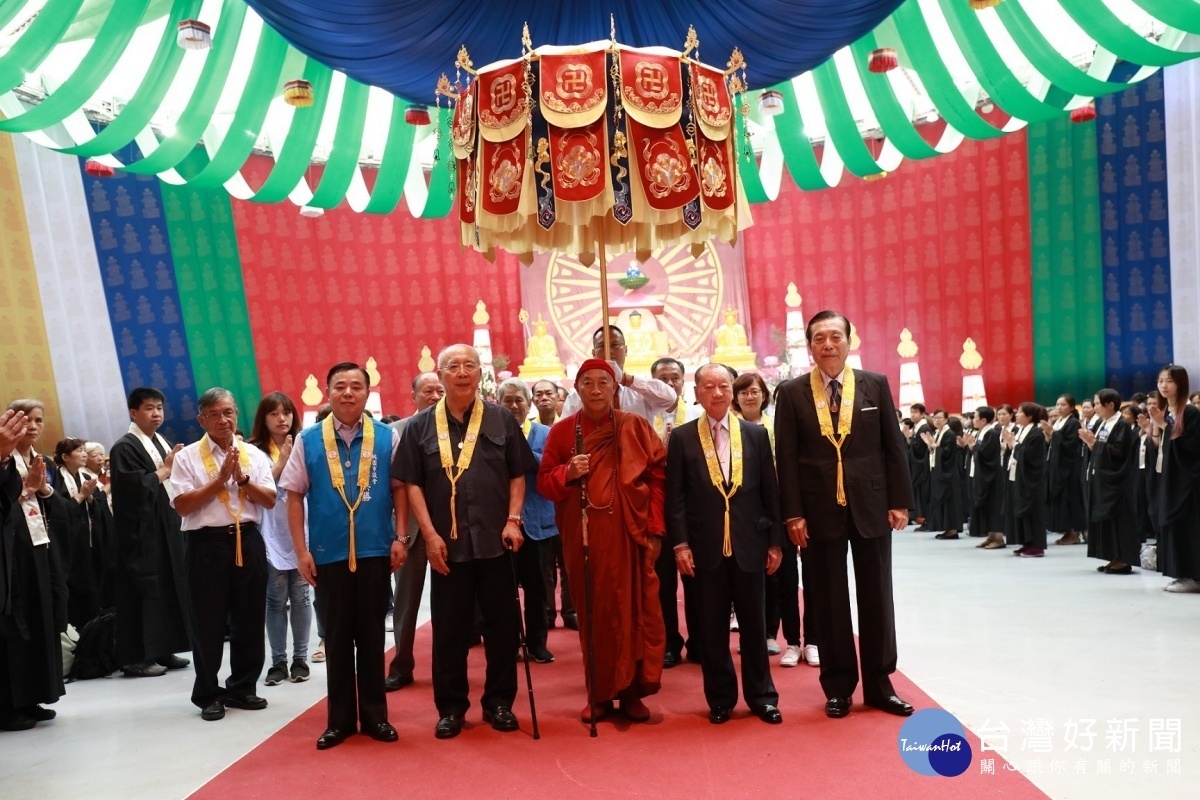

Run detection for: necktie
[[714, 420, 729, 482], [150, 434, 167, 460], [827, 379, 841, 413]]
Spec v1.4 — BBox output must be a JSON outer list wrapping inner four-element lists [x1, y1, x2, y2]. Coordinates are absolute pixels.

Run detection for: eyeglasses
[[737, 389, 763, 398], [441, 361, 480, 374], [203, 409, 238, 420], [594, 343, 627, 352]]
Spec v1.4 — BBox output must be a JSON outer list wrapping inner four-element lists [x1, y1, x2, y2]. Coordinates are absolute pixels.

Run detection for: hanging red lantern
[[867, 48, 898, 74], [404, 104, 431, 126], [84, 160, 115, 178], [1070, 103, 1097, 123], [284, 79, 314, 108]]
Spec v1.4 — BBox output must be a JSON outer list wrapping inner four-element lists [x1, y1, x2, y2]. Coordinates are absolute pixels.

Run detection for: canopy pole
[[598, 241, 612, 361]]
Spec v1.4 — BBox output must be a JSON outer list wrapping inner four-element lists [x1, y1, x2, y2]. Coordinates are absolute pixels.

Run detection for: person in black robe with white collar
[[967, 407, 1005, 549], [1044, 394, 1087, 545], [0, 403, 68, 732], [109, 387, 192, 676], [1149, 366, 1200, 593], [1004, 403, 1048, 557], [908, 405, 932, 528], [1082, 389, 1139, 574], [923, 409, 961, 539]]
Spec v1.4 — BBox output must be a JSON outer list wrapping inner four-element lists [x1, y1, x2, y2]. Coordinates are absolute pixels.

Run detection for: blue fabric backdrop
[[242, 0, 905, 102], [79, 160, 202, 444], [1096, 67, 1174, 398]]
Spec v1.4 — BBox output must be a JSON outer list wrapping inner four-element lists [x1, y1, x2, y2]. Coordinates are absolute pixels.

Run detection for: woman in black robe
[[924, 409, 963, 539], [968, 407, 1005, 549], [1082, 389, 1139, 574], [1004, 402, 1048, 557], [53, 438, 105, 629], [1150, 366, 1200, 593], [1, 402, 67, 732], [1044, 394, 1087, 545]]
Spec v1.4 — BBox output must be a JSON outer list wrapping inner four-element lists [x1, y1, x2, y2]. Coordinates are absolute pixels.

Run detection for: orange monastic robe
[[538, 410, 667, 702]]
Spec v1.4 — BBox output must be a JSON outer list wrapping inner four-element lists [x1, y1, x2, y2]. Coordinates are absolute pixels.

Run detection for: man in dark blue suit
[[774, 310, 914, 720], [666, 364, 785, 725]]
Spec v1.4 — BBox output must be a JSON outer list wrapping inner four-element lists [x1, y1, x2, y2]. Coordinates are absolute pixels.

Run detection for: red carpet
[[190, 621, 1048, 799]]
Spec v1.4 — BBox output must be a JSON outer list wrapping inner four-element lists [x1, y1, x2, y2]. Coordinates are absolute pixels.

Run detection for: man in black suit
[[908, 404, 932, 528], [774, 310, 914, 720], [667, 364, 785, 725]]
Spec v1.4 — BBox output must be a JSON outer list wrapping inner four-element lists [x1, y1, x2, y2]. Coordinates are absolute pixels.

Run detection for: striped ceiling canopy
[[0, 0, 1196, 214]]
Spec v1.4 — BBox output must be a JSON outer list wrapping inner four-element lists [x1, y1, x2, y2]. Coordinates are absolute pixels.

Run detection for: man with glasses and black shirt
[[397, 344, 537, 740]]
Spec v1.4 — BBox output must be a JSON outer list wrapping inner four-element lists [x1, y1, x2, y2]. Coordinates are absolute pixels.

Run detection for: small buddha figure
[[622, 310, 661, 377], [712, 307, 758, 371], [518, 314, 567, 380]]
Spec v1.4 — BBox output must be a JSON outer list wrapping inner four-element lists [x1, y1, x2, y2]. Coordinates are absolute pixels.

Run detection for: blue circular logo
[[897, 709, 973, 777]]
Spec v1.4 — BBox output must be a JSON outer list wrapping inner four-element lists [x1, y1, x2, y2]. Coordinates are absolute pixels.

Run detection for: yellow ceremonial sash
[[521, 418, 532, 438], [654, 401, 688, 438], [268, 439, 281, 464], [199, 435, 253, 567], [697, 416, 743, 557], [435, 398, 485, 540], [810, 368, 856, 506], [322, 414, 375, 572]]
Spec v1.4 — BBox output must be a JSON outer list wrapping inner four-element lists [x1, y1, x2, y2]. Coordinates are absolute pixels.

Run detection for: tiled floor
[[1, 527, 1194, 798]]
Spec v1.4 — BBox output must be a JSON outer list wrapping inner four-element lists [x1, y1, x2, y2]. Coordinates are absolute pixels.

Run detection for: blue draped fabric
[[241, 0, 906, 102], [79, 159, 203, 445], [1096, 67, 1174, 398]]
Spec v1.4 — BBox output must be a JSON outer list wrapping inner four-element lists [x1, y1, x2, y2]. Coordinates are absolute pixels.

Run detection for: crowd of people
[[901, 372, 1200, 590], [3, 309, 1195, 745]]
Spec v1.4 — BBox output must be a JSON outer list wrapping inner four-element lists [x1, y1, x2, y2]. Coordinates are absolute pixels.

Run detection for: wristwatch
[[393, 533, 411, 546], [236, 475, 250, 486], [506, 514, 523, 526]]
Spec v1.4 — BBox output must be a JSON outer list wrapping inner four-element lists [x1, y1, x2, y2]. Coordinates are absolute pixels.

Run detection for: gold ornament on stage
[[302, 374, 323, 406], [519, 314, 567, 381], [366, 357, 381, 387], [712, 307, 758, 372], [785, 282, 802, 309], [960, 338, 983, 370], [897, 328, 919, 358], [418, 346, 436, 373], [473, 300, 490, 326]]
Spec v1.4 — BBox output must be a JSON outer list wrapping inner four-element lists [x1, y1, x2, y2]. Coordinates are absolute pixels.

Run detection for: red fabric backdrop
[[233, 156, 525, 417], [742, 133, 1035, 411]]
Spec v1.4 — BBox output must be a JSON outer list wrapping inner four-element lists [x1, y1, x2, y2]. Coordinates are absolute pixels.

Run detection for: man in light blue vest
[[280, 362, 407, 750]]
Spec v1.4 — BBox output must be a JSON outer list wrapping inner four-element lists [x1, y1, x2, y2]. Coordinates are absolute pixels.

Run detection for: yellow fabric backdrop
[[0, 133, 65, 446]]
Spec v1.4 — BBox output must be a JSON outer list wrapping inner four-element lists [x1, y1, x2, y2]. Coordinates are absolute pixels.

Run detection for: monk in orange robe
[[537, 359, 667, 724]]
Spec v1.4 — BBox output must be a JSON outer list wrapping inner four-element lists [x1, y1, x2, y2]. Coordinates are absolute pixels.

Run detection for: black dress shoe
[[316, 728, 353, 750], [662, 651, 681, 669], [866, 695, 914, 716], [562, 615, 579, 631], [708, 707, 731, 724], [385, 675, 414, 692], [482, 706, 519, 732], [0, 713, 36, 731], [754, 704, 783, 724], [22, 705, 56, 722], [825, 697, 852, 718], [224, 694, 268, 711], [364, 722, 398, 742], [156, 654, 191, 670], [122, 661, 167, 678], [529, 646, 555, 663], [200, 701, 226, 721], [1105, 564, 1134, 575], [435, 714, 464, 739], [934, 531, 960, 540]]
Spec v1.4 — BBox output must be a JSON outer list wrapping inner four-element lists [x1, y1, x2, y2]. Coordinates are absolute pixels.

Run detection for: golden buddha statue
[[518, 313, 567, 380], [623, 310, 662, 377], [712, 307, 757, 372]]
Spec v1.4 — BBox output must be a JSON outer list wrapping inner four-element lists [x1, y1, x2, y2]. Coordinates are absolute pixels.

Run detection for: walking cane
[[507, 538, 540, 740], [576, 424, 598, 738]]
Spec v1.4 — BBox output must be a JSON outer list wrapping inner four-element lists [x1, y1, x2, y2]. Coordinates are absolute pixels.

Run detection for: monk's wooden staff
[[576, 423, 599, 738], [507, 537, 540, 739]]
